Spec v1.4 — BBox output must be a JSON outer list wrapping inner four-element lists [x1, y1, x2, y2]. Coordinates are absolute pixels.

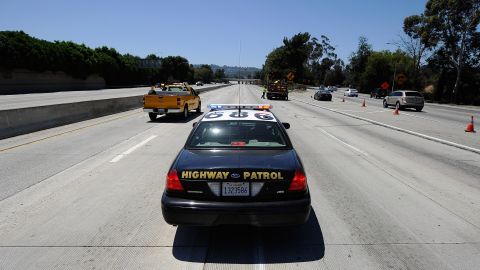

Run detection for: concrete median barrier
[[0, 84, 229, 139]]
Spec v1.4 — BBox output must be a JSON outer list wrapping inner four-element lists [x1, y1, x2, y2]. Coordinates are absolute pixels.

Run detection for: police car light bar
[[208, 104, 273, 111]]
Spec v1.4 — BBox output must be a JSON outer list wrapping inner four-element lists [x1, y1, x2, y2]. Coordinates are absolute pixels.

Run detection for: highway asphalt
[[305, 88, 480, 150], [0, 84, 479, 269], [0, 84, 223, 110]]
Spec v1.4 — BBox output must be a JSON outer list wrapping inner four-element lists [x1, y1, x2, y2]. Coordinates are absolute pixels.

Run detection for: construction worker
[[261, 86, 267, 99]]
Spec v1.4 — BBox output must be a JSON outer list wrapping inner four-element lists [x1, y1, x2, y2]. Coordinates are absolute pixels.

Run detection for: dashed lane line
[[110, 135, 157, 163], [0, 110, 141, 153], [317, 127, 368, 156]]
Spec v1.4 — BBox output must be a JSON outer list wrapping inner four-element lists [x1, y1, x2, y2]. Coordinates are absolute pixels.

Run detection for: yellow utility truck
[[143, 83, 201, 121], [267, 80, 288, 100]]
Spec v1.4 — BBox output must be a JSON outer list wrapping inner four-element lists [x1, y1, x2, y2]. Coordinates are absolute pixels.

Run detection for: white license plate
[[222, 182, 249, 196]]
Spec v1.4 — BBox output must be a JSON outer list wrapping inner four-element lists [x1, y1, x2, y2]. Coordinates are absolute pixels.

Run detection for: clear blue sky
[[1, 0, 426, 68]]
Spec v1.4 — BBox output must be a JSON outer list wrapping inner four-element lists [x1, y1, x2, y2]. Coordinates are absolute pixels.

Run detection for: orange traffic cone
[[465, 116, 475, 132], [361, 99, 366, 107], [393, 107, 400, 115]]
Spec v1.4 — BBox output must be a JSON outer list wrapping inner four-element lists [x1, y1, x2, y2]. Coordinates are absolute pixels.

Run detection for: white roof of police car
[[201, 109, 277, 122]]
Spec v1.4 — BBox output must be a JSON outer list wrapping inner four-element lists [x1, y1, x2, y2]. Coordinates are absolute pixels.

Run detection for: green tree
[[263, 32, 312, 83], [324, 62, 345, 86], [263, 32, 338, 84], [214, 68, 225, 80], [345, 36, 372, 89], [362, 51, 415, 91], [161, 56, 194, 83], [405, 0, 480, 102], [308, 35, 338, 84], [145, 54, 160, 60], [0, 31, 196, 88], [194, 64, 213, 83]]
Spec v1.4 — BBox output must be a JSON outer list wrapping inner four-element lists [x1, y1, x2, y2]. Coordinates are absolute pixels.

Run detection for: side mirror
[[282, 122, 290, 129], [192, 122, 197, 127]]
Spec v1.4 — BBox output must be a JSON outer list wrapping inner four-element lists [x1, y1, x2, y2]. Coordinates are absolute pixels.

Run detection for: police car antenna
[[237, 40, 242, 115]]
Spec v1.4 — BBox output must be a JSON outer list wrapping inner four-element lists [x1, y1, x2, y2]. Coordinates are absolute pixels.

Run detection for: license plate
[[222, 182, 249, 196]]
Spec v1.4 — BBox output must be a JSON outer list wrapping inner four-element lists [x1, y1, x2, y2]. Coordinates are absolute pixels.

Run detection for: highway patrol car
[[161, 104, 311, 226]]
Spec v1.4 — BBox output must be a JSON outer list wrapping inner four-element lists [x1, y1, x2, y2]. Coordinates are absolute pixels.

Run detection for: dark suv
[[370, 88, 387, 99]]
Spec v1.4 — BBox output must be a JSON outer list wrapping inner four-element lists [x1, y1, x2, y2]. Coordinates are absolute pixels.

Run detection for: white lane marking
[[401, 112, 441, 122], [340, 109, 367, 113], [366, 110, 388, 114], [341, 110, 387, 114], [318, 128, 368, 156], [254, 230, 265, 270], [110, 135, 157, 163]]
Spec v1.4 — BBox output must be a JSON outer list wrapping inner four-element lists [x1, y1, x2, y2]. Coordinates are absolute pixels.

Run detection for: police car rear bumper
[[161, 192, 311, 227]]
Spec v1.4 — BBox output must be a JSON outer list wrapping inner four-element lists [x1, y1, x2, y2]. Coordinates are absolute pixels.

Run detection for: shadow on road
[[172, 209, 325, 264], [147, 112, 203, 124], [399, 108, 426, 113]]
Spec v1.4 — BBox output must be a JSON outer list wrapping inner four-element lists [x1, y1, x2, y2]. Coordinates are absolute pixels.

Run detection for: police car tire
[[196, 102, 201, 113], [148, 113, 157, 121]]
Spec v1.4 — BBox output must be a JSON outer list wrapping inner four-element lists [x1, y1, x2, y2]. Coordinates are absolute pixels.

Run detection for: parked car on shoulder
[[344, 88, 358, 97], [370, 88, 387, 99], [383, 90, 424, 111]]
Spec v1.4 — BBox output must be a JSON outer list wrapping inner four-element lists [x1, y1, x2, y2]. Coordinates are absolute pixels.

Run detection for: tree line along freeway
[[0, 84, 479, 269]]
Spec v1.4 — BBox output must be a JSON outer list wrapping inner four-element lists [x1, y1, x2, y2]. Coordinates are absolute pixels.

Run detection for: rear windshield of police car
[[187, 121, 289, 148]]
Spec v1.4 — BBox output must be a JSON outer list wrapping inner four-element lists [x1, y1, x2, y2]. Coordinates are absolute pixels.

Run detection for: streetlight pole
[[391, 62, 397, 92], [386, 42, 398, 93]]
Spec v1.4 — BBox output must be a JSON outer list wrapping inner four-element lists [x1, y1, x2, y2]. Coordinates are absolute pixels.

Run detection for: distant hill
[[193, 64, 261, 79]]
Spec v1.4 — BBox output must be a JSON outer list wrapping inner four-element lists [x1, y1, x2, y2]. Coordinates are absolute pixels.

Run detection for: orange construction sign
[[286, 72, 295, 81], [381, 81, 390, 89]]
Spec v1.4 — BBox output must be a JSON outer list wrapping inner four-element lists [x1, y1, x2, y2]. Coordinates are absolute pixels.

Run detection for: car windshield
[[350, 89, 358, 92], [405, 92, 422, 97], [187, 120, 288, 148]]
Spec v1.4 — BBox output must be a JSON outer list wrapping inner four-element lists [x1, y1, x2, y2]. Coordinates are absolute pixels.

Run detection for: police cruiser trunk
[[161, 104, 311, 226]]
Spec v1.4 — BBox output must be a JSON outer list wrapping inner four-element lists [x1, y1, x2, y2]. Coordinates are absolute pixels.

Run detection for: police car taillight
[[288, 170, 307, 192], [166, 170, 184, 192]]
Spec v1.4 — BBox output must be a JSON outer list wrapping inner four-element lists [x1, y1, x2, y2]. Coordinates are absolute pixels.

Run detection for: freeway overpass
[[0, 84, 479, 269]]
